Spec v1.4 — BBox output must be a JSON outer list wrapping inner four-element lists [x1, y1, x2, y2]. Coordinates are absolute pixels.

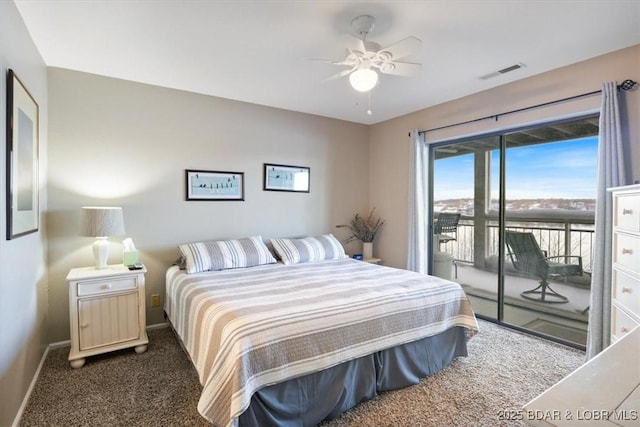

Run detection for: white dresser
[[67, 264, 148, 368], [521, 186, 640, 426], [610, 184, 640, 343], [523, 325, 639, 426]]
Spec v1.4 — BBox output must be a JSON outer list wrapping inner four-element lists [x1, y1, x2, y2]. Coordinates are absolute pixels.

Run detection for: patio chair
[[433, 212, 461, 277], [505, 231, 583, 304], [433, 212, 461, 245]]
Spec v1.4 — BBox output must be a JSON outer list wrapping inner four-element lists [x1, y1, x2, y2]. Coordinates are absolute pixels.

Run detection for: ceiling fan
[[316, 15, 422, 92]]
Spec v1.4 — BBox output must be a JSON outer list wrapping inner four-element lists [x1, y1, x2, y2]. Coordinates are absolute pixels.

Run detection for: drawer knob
[[621, 326, 629, 333], [621, 248, 634, 255], [80, 323, 89, 329], [622, 287, 633, 293], [101, 283, 113, 290], [622, 208, 633, 215]]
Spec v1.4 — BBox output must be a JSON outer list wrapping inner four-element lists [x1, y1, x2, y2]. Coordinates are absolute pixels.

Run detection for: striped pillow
[[179, 236, 276, 274], [270, 234, 347, 265]]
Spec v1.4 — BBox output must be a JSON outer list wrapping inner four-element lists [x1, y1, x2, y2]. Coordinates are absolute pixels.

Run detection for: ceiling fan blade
[[308, 57, 338, 64], [378, 61, 422, 76], [378, 36, 421, 60], [341, 34, 367, 55], [308, 57, 357, 67], [325, 67, 356, 81]]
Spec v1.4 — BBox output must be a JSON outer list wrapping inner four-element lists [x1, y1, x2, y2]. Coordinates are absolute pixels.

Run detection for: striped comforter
[[165, 258, 478, 427]]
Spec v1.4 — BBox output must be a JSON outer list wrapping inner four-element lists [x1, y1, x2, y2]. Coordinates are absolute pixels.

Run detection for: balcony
[[437, 212, 593, 346]]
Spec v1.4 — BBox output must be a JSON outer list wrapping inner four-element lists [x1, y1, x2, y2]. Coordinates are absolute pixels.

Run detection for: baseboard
[[147, 322, 169, 330], [12, 321, 170, 426], [49, 339, 71, 349], [11, 345, 50, 427]]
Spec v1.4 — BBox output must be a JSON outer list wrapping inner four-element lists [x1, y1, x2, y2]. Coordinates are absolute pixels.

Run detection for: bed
[[165, 235, 478, 427]]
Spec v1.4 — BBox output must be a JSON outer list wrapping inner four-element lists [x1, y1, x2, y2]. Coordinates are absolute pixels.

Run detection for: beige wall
[[370, 45, 640, 269], [47, 68, 370, 342], [0, 1, 49, 426]]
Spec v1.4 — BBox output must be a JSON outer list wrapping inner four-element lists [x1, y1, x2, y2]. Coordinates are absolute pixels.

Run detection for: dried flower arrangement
[[337, 208, 385, 243]]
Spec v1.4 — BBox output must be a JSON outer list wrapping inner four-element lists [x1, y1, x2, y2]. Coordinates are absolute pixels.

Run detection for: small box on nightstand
[[123, 250, 139, 266]]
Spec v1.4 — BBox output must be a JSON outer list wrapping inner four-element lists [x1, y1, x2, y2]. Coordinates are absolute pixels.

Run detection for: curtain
[[407, 130, 429, 273], [586, 82, 630, 359]]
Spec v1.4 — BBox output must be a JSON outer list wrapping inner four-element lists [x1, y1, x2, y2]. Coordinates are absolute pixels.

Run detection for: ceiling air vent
[[479, 62, 526, 80]]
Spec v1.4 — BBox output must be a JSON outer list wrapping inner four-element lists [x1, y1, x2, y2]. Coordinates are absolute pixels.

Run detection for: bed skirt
[[238, 326, 468, 427]]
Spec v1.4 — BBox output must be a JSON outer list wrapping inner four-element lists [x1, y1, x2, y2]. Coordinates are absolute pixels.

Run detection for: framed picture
[[185, 169, 244, 201], [263, 163, 310, 193], [6, 69, 39, 239]]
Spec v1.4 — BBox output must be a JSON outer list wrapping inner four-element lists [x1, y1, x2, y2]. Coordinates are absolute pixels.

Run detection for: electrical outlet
[[151, 294, 161, 308]]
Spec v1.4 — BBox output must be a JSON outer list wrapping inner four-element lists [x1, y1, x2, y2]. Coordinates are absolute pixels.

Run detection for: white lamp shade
[[80, 207, 125, 237], [349, 68, 378, 92]]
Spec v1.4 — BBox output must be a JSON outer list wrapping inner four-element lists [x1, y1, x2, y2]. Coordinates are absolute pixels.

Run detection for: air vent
[[498, 64, 523, 74], [479, 63, 527, 80]]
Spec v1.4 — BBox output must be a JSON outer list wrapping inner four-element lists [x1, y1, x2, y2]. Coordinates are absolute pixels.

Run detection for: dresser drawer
[[613, 269, 640, 316], [611, 304, 640, 342], [613, 233, 640, 273], [615, 193, 640, 232], [77, 276, 138, 296]]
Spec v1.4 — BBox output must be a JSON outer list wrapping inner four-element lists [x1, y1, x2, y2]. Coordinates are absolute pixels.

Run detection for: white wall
[[0, 1, 49, 425], [47, 68, 370, 342], [370, 45, 640, 269]]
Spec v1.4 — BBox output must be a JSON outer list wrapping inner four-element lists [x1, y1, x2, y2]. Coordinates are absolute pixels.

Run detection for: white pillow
[[179, 235, 276, 274], [270, 234, 347, 265]]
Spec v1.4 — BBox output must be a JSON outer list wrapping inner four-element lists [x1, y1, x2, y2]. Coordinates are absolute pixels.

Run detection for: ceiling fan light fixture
[[349, 68, 378, 92]]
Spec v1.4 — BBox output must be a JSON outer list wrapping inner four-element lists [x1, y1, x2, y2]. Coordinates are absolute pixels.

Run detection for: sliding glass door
[[432, 136, 501, 319], [430, 115, 598, 347]]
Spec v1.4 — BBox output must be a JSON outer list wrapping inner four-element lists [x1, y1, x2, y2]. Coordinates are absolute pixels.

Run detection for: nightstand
[[67, 264, 148, 368]]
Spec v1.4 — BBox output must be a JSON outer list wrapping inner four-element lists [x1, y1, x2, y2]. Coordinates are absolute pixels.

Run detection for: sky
[[434, 136, 598, 201]]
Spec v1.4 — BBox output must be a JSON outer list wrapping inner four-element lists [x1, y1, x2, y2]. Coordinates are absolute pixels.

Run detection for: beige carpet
[[20, 320, 584, 427]]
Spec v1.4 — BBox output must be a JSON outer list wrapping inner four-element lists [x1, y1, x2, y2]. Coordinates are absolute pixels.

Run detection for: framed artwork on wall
[[185, 169, 245, 201], [6, 69, 39, 240], [263, 163, 310, 193]]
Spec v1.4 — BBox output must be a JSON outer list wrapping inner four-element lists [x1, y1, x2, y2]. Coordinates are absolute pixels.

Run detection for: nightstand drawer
[[613, 233, 640, 273], [613, 269, 640, 315], [77, 277, 138, 296], [612, 304, 640, 342], [615, 193, 640, 232]]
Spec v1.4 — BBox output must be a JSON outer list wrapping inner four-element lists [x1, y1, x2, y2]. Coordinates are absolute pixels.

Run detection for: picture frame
[[185, 169, 245, 201], [263, 163, 310, 193], [6, 69, 39, 239]]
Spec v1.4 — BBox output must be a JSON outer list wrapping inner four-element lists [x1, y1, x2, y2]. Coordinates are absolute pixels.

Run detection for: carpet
[[523, 319, 588, 345], [20, 320, 585, 427]]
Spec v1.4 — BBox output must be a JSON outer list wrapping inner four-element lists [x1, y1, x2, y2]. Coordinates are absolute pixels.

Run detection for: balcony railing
[[440, 215, 595, 274]]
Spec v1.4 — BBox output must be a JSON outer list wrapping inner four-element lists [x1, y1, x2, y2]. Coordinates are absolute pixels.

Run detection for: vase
[[362, 242, 373, 259]]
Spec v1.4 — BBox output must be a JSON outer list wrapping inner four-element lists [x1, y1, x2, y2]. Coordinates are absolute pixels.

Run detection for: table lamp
[[80, 207, 126, 269]]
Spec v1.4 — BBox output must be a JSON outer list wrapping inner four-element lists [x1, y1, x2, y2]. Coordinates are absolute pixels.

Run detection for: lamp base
[[93, 237, 110, 269]]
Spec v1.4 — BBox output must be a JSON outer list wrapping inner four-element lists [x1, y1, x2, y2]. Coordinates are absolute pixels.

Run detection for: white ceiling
[[14, 0, 640, 125]]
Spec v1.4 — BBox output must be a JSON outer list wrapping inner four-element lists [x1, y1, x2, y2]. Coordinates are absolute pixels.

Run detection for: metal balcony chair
[[505, 231, 583, 304], [433, 212, 461, 277], [433, 212, 461, 245]]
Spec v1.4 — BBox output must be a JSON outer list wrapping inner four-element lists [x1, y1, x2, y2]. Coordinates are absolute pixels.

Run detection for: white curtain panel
[[586, 82, 630, 359], [407, 130, 430, 273]]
